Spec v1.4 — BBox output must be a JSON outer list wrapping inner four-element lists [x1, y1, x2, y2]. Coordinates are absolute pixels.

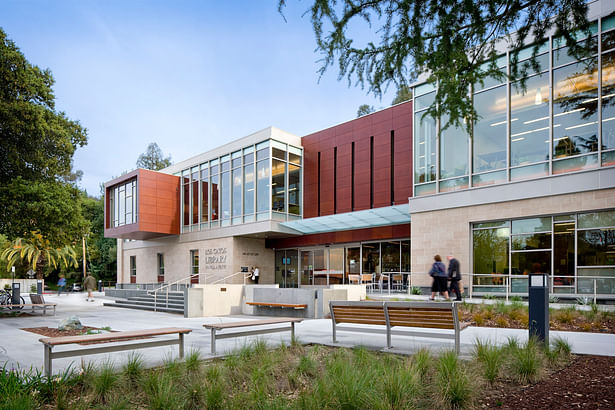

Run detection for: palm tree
[[1, 232, 78, 279]]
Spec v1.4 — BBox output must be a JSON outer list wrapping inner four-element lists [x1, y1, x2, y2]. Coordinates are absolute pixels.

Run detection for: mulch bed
[[480, 355, 615, 409], [21, 326, 104, 338], [458, 308, 615, 334]]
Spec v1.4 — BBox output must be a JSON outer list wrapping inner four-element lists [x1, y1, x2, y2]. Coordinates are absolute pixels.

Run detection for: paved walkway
[[1, 292, 614, 375]]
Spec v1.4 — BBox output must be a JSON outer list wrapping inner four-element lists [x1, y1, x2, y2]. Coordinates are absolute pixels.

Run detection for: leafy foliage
[[356, 103, 374, 117], [0, 27, 89, 253], [281, 0, 591, 130], [136, 142, 172, 171], [0, 232, 78, 278], [391, 84, 412, 105], [81, 195, 116, 281], [0, 28, 87, 183]]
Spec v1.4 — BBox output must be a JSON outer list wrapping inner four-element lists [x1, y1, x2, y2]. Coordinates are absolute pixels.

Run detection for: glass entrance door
[[275, 249, 299, 288], [300, 251, 313, 286]]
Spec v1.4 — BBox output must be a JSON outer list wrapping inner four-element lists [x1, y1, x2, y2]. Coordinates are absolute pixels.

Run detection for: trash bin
[[98, 280, 103, 292]]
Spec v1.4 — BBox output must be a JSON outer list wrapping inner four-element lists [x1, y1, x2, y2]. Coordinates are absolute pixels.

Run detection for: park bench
[[329, 300, 468, 353], [39, 327, 192, 377], [204, 317, 303, 354], [246, 302, 307, 310], [0, 294, 56, 315]]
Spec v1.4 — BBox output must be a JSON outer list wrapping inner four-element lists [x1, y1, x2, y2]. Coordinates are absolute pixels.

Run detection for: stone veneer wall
[[118, 236, 274, 285], [410, 188, 615, 287]]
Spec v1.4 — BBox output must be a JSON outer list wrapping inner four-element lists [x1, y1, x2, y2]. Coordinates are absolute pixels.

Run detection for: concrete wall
[[249, 287, 319, 318], [118, 236, 275, 286], [0, 279, 42, 294], [410, 188, 615, 287], [185, 284, 245, 317], [330, 284, 367, 301]]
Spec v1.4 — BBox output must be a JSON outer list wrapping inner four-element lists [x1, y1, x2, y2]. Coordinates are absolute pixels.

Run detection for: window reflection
[[440, 114, 469, 180], [288, 164, 301, 215], [510, 73, 550, 167], [414, 100, 436, 183], [272, 160, 286, 212], [244, 164, 254, 216], [553, 58, 599, 159], [473, 86, 507, 173], [256, 159, 269, 213]]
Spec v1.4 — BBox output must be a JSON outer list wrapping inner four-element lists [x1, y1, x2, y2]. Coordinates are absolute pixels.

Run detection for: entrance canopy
[[281, 204, 410, 234]]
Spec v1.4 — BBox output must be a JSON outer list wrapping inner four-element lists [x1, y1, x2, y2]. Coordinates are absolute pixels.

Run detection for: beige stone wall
[[119, 236, 274, 285], [411, 188, 615, 287]]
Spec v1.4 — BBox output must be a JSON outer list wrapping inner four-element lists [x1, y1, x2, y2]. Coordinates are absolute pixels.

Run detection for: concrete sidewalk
[[1, 292, 614, 375]]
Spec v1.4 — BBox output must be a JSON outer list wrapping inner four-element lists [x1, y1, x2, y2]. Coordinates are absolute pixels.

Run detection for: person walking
[[447, 255, 462, 301], [429, 255, 449, 300], [57, 275, 66, 296], [251, 266, 260, 284], [83, 274, 96, 301]]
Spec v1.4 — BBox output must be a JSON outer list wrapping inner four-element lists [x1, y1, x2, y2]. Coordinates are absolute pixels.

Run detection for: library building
[[105, 2, 615, 302]]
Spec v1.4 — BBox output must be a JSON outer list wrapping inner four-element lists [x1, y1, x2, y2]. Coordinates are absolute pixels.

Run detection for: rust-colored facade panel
[[267, 223, 410, 249], [104, 169, 180, 240]]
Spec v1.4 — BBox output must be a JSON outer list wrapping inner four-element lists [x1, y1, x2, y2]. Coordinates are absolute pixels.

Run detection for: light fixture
[[535, 88, 542, 105]]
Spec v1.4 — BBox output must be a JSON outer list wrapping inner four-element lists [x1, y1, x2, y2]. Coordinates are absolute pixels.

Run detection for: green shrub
[[434, 350, 473, 409], [122, 353, 144, 383], [91, 361, 118, 403], [412, 348, 432, 379], [511, 339, 542, 383], [184, 349, 202, 373], [474, 340, 503, 385], [411, 286, 422, 295]]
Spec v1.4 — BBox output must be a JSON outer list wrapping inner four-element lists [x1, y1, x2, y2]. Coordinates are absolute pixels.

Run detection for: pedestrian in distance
[[447, 255, 462, 301], [83, 274, 96, 301], [429, 255, 450, 301], [251, 266, 260, 284], [57, 275, 66, 296]]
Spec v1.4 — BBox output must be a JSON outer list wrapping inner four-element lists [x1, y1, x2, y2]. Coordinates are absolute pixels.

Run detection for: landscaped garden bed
[[2, 336, 613, 409], [458, 301, 615, 333]]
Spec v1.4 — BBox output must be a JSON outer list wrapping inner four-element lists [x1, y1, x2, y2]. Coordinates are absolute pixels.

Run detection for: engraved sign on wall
[[204, 247, 228, 271]]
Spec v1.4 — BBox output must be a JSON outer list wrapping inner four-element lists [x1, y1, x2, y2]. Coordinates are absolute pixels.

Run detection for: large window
[[157, 253, 164, 283], [110, 179, 137, 228], [412, 16, 615, 196], [190, 250, 199, 284], [471, 210, 615, 295], [179, 138, 303, 229]]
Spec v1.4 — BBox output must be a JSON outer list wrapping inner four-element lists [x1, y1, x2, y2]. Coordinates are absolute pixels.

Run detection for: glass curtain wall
[[180, 139, 302, 231], [471, 210, 615, 295], [412, 16, 615, 196], [275, 240, 411, 289]]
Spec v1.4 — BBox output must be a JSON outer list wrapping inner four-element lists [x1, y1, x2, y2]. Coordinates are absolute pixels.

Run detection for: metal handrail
[[209, 271, 253, 285], [469, 273, 614, 301], [148, 271, 255, 311]]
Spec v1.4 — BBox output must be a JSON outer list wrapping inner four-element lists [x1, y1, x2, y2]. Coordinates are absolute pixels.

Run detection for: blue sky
[[1, 0, 396, 196]]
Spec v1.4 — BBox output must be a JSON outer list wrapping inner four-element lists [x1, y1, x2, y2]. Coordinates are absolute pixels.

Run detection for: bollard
[[528, 274, 549, 346], [98, 280, 103, 292]]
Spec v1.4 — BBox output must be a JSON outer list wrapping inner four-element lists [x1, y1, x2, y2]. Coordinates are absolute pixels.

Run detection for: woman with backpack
[[429, 255, 450, 301]]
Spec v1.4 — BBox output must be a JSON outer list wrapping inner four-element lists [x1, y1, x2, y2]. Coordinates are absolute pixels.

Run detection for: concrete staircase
[[103, 290, 185, 315]]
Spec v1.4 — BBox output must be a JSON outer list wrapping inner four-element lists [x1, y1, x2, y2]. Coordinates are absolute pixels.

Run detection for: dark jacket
[[429, 261, 447, 278], [448, 258, 461, 281]]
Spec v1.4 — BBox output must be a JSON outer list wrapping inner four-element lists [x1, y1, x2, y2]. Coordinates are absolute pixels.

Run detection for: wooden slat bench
[[39, 327, 192, 377], [246, 302, 307, 310], [204, 318, 303, 354], [0, 303, 56, 315], [330, 301, 468, 353]]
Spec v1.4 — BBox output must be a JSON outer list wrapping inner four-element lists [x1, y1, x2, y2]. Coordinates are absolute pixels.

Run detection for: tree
[[0, 28, 89, 247], [0, 28, 87, 183], [1, 232, 78, 279], [281, 0, 591, 130], [136, 143, 173, 170], [391, 85, 412, 105], [81, 195, 117, 281], [356, 104, 375, 117], [0, 177, 89, 247]]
